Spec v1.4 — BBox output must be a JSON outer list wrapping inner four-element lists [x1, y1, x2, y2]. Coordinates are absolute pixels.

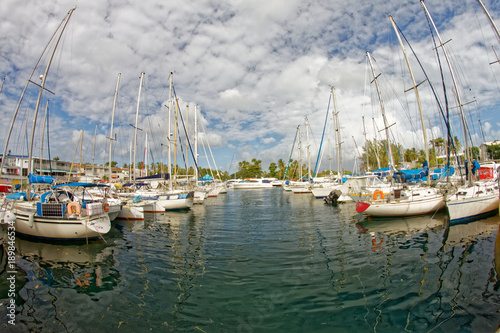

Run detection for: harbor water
[[1, 187, 500, 332]]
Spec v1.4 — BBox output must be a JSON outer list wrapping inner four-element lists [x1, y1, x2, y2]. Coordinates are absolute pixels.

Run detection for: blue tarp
[[6, 192, 38, 200], [394, 161, 429, 182], [430, 165, 455, 180], [29, 173, 55, 184]]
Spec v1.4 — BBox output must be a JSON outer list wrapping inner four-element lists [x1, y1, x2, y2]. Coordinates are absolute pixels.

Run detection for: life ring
[[373, 190, 384, 200], [67, 202, 82, 216], [104, 203, 110, 212]]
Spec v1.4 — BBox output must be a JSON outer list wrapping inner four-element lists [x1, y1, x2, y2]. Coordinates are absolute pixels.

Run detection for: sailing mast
[[389, 15, 431, 186], [167, 73, 173, 191], [108, 73, 121, 185], [0, 76, 5, 96], [331, 87, 343, 183], [0, 11, 71, 176], [185, 104, 189, 180], [420, 0, 472, 186], [366, 51, 395, 177], [297, 125, 302, 181], [194, 105, 199, 184], [132, 72, 145, 185], [362, 116, 370, 172], [477, 0, 500, 44], [26, 8, 76, 200], [40, 100, 49, 175], [92, 125, 97, 181]]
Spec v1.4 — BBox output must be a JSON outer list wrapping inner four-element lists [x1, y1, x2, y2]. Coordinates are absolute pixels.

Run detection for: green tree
[[268, 162, 278, 178], [277, 158, 286, 179], [487, 144, 500, 159]]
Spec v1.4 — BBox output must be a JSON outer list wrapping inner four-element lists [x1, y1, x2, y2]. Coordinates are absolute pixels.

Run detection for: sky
[[1, 0, 500, 176]]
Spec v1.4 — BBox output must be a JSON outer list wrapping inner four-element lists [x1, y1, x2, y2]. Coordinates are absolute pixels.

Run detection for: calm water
[[1, 187, 500, 332]]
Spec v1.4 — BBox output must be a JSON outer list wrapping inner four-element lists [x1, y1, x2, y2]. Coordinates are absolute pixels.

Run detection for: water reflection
[[14, 237, 120, 293], [1, 188, 498, 332]]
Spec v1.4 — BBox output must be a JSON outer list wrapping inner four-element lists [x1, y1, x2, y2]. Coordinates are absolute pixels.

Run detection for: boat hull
[[356, 195, 445, 217], [13, 206, 111, 240], [116, 202, 155, 220], [446, 192, 499, 224], [156, 193, 194, 211]]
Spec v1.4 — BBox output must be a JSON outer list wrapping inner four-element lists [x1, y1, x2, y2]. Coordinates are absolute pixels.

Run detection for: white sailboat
[[420, 1, 499, 223], [116, 72, 156, 219], [4, 9, 111, 240], [354, 48, 445, 217]]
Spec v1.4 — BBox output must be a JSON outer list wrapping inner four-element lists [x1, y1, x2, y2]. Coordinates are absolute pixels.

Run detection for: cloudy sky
[[1, 0, 499, 175]]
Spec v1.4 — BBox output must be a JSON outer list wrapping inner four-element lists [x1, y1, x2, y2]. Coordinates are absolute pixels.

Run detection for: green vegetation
[[92, 136, 496, 181]]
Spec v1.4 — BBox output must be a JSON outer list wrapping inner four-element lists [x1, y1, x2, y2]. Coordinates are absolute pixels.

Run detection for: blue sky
[[1, 0, 499, 175]]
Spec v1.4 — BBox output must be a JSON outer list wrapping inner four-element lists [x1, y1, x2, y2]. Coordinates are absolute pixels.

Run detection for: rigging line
[[372, 56, 418, 138], [193, 101, 223, 180], [396, 18, 461, 174], [312, 92, 332, 178], [0, 12, 70, 174], [284, 126, 299, 180], [171, 86, 200, 174], [47, 102, 53, 174]]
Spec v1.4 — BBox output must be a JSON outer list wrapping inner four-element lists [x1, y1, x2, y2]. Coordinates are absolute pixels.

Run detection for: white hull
[[355, 186, 446, 217], [357, 194, 445, 217], [290, 186, 311, 194], [156, 193, 194, 210], [311, 184, 353, 202], [12, 202, 111, 240], [116, 202, 155, 220], [232, 182, 273, 189], [446, 181, 499, 223], [193, 191, 206, 204], [107, 203, 122, 221]]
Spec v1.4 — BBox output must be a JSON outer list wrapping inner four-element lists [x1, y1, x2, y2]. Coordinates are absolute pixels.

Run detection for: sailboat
[[118, 72, 193, 214], [4, 9, 112, 240], [116, 72, 156, 219], [354, 48, 445, 217], [420, 1, 499, 223], [310, 87, 355, 202]]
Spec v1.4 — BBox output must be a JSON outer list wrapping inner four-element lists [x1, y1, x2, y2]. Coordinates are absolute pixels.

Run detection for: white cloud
[[0, 0, 499, 174]]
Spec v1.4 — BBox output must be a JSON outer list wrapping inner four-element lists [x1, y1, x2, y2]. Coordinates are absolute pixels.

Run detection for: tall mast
[[389, 15, 431, 185], [420, 0, 471, 185], [40, 100, 49, 175], [1, 10, 72, 176], [0, 76, 5, 96], [133, 72, 145, 185], [108, 73, 120, 185], [92, 125, 97, 181], [144, 132, 148, 177], [167, 73, 173, 191], [174, 98, 179, 177], [362, 116, 370, 172], [194, 105, 198, 183], [477, 0, 500, 44], [366, 51, 395, 176], [305, 117, 311, 182], [185, 104, 189, 178], [297, 125, 302, 181], [331, 87, 343, 182], [26, 8, 75, 200]]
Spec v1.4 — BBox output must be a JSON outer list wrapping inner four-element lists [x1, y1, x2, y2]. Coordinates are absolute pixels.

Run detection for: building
[[0, 154, 132, 183], [480, 140, 500, 161]]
